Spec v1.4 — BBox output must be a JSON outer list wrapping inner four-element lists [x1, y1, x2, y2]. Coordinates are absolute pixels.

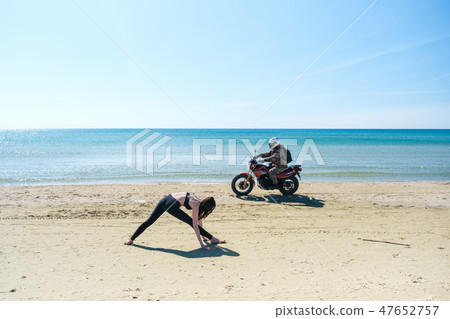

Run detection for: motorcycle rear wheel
[[278, 176, 299, 195], [231, 173, 254, 196]]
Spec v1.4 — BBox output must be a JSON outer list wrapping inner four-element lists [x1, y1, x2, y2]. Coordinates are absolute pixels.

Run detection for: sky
[[0, 0, 449, 129]]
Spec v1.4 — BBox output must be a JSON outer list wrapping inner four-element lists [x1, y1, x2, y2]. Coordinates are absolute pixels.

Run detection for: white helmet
[[268, 137, 280, 149]]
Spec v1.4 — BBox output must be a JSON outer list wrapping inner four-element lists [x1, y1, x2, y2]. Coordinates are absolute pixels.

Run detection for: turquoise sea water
[[0, 129, 449, 185]]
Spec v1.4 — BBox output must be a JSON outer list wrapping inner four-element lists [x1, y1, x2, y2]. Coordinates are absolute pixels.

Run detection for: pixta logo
[[126, 129, 172, 175], [192, 138, 325, 166]]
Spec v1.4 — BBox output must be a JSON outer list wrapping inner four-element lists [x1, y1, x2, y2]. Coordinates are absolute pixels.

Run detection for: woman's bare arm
[[192, 203, 211, 250], [198, 219, 209, 241]]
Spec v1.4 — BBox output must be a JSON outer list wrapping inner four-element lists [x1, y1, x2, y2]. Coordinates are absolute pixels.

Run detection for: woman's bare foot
[[210, 237, 226, 244], [124, 239, 134, 245]]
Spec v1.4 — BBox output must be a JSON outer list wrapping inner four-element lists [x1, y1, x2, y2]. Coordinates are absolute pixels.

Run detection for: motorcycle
[[231, 158, 302, 196]]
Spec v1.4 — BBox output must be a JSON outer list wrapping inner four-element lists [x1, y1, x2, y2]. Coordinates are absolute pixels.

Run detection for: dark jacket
[[260, 144, 287, 168]]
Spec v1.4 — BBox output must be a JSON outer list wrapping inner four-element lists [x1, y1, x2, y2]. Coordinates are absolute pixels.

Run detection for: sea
[[0, 129, 449, 185]]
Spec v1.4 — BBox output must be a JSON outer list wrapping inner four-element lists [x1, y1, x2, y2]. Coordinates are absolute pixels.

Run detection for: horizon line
[[1, 127, 449, 131]]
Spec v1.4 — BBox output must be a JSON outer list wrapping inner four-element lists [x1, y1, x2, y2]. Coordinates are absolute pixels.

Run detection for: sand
[[0, 182, 449, 301]]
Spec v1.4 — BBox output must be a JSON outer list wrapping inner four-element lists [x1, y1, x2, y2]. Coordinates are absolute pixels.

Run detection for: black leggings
[[130, 194, 213, 241]]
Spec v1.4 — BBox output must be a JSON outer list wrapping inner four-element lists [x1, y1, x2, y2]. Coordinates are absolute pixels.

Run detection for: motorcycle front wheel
[[278, 176, 299, 195], [231, 173, 254, 196]]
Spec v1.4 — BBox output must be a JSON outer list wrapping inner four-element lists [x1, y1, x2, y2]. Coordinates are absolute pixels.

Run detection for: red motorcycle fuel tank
[[252, 164, 269, 178]]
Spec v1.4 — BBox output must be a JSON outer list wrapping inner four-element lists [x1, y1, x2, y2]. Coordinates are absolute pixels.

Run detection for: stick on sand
[[358, 238, 411, 247]]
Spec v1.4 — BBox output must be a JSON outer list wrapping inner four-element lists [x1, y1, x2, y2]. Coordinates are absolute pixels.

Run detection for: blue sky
[[0, 0, 449, 129]]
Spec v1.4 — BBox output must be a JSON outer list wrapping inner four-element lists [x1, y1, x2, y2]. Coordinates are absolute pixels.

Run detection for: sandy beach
[[0, 182, 449, 301]]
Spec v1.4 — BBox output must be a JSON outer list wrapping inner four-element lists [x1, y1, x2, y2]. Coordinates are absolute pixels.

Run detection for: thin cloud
[[411, 72, 450, 89], [308, 34, 450, 76], [286, 89, 450, 101]]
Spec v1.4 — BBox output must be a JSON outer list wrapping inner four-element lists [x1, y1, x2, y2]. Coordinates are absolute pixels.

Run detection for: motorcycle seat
[[278, 165, 301, 175], [279, 167, 293, 174]]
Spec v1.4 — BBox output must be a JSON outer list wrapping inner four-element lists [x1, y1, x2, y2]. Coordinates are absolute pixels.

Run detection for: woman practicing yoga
[[125, 192, 226, 250]]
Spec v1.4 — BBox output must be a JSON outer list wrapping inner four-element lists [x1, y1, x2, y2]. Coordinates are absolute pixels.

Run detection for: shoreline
[[1, 179, 449, 187], [1, 181, 449, 300]]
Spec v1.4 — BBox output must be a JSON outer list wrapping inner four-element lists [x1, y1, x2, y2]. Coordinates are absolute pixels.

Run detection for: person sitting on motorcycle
[[254, 137, 287, 189]]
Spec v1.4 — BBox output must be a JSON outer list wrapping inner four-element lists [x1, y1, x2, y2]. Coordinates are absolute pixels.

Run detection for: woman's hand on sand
[[124, 239, 134, 245], [210, 237, 226, 244], [201, 245, 211, 251]]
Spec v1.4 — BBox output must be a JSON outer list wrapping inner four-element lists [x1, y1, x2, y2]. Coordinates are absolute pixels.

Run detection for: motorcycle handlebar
[[249, 158, 265, 164]]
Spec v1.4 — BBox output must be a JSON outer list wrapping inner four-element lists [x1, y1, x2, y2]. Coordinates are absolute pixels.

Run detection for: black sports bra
[[184, 192, 192, 210]]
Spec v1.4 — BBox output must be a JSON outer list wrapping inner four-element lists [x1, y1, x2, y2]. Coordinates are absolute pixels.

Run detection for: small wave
[[306, 171, 450, 177]]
